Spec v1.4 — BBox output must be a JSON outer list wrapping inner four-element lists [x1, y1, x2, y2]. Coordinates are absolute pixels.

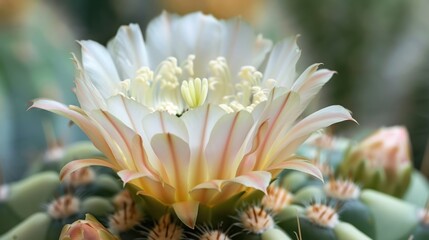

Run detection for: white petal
[[79, 40, 120, 98], [145, 12, 179, 68], [146, 12, 271, 76], [106, 95, 150, 133], [72, 54, 106, 111], [263, 37, 301, 88], [220, 18, 272, 78], [108, 24, 150, 79], [169, 12, 222, 76]]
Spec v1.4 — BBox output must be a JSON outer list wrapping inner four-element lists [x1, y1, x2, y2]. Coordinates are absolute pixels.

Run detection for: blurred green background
[[1, 0, 428, 182]]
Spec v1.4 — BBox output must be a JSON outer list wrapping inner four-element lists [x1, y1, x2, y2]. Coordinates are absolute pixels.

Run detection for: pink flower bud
[[60, 214, 118, 240], [340, 126, 413, 197], [357, 126, 411, 175]]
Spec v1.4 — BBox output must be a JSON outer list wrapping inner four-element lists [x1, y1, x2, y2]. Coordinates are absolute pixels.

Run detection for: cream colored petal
[[205, 110, 254, 179], [89, 110, 137, 169], [262, 91, 301, 146], [247, 92, 301, 170], [106, 99, 167, 180], [106, 95, 150, 133], [150, 133, 190, 201], [292, 64, 335, 108], [107, 24, 150, 79], [79, 40, 120, 98], [190, 171, 271, 205], [272, 105, 355, 162], [172, 201, 199, 229], [60, 159, 118, 181], [117, 169, 158, 185], [236, 121, 269, 175], [129, 134, 160, 178], [135, 178, 176, 205], [267, 157, 323, 181], [225, 171, 271, 194], [263, 37, 301, 89], [181, 104, 226, 187], [29, 99, 114, 160], [142, 111, 189, 143]]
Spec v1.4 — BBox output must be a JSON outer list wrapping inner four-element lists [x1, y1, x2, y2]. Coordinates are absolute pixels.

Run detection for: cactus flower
[[60, 214, 118, 240], [31, 12, 354, 228], [339, 126, 413, 196]]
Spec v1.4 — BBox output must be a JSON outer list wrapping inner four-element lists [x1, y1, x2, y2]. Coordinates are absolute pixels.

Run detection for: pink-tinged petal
[[29, 99, 115, 160], [89, 110, 138, 169], [205, 111, 254, 179], [263, 91, 301, 146], [190, 180, 223, 192], [292, 64, 335, 108], [267, 158, 323, 181], [263, 37, 301, 88], [135, 178, 176, 205], [250, 92, 301, 170], [129, 134, 161, 179], [107, 24, 149, 79], [60, 159, 118, 180], [142, 111, 189, 144], [106, 95, 150, 133], [272, 134, 309, 165], [181, 105, 226, 186], [72, 54, 107, 111], [225, 171, 271, 194], [237, 121, 268, 175], [172, 201, 199, 229], [272, 105, 355, 162], [150, 133, 190, 201], [286, 105, 355, 141], [190, 171, 271, 205], [79, 40, 120, 98], [117, 169, 158, 185]]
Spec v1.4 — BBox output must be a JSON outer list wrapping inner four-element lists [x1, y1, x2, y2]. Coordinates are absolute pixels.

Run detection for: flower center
[[117, 55, 274, 115]]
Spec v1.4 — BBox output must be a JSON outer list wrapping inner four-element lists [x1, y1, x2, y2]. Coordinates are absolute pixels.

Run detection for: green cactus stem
[[0, 212, 51, 240], [360, 189, 418, 240], [0, 171, 59, 226]]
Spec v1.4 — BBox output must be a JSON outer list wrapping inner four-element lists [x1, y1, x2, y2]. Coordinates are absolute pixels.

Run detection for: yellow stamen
[[181, 78, 208, 109]]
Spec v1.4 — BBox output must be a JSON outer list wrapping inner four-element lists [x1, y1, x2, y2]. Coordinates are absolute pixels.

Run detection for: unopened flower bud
[[59, 214, 118, 240], [339, 126, 412, 196]]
